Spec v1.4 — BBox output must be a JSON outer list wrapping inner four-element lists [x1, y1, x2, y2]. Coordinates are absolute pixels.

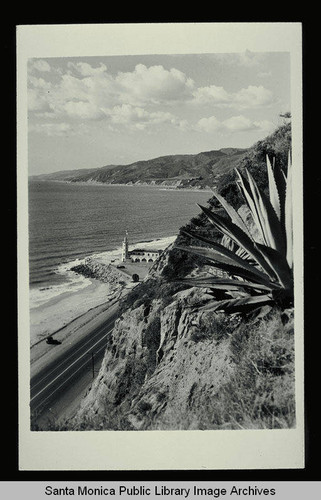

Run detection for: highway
[[30, 310, 118, 417]]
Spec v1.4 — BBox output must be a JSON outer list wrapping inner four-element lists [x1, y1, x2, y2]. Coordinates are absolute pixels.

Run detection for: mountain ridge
[[30, 147, 248, 189]]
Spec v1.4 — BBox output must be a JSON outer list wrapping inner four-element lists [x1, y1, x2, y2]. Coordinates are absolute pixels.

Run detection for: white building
[[129, 248, 162, 263], [121, 232, 162, 263], [121, 231, 129, 262]]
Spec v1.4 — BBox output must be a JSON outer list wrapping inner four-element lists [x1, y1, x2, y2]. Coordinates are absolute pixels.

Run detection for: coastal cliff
[[71, 276, 294, 430]]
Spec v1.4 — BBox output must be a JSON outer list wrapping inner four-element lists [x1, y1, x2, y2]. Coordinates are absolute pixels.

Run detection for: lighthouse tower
[[121, 231, 129, 262]]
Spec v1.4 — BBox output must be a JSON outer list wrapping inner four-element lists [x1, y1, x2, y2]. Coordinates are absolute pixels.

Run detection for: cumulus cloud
[[196, 114, 274, 134], [28, 89, 52, 113], [62, 100, 106, 121], [105, 104, 182, 131], [67, 62, 108, 76], [193, 85, 230, 105], [193, 84, 274, 109], [222, 115, 260, 131], [232, 85, 274, 108], [196, 115, 222, 133], [29, 59, 51, 72], [115, 64, 195, 105], [28, 61, 196, 131], [27, 60, 276, 137]]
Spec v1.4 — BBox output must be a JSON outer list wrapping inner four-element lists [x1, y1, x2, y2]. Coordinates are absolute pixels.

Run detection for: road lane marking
[[31, 330, 111, 404], [31, 320, 115, 390], [32, 339, 109, 413]]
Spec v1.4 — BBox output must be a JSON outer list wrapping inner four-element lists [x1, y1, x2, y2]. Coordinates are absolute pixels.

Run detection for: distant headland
[[29, 147, 248, 190]]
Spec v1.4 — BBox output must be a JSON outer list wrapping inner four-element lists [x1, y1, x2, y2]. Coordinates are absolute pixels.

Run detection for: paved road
[[30, 311, 118, 416]]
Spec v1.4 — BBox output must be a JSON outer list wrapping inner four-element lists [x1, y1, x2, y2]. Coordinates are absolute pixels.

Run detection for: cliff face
[[71, 282, 295, 431]]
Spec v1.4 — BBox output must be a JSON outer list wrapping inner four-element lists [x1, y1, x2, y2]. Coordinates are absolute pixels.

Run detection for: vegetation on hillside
[[33, 148, 248, 188], [42, 303, 294, 431]]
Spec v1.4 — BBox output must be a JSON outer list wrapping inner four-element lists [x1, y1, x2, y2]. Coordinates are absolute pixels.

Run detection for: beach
[[29, 235, 177, 362]]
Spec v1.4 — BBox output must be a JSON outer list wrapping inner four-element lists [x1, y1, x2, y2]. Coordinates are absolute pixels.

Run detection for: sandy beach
[[30, 279, 116, 344]]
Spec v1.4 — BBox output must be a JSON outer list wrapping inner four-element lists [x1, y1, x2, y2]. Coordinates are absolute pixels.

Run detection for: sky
[[27, 51, 291, 175]]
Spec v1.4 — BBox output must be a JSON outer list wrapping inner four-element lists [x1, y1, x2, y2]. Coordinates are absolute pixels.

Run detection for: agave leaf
[[285, 152, 293, 268], [176, 244, 241, 267], [197, 204, 279, 281], [236, 167, 284, 254], [181, 229, 268, 280], [176, 243, 266, 284], [178, 277, 273, 292], [211, 188, 251, 237], [175, 244, 281, 289], [212, 294, 273, 312], [235, 169, 267, 245], [176, 244, 274, 284], [254, 242, 293, 290], [184, 282, 242, 292], [195, 294, 273, 314], [202, 260, 282, 289], [272, 157, 287, 230], [221, 234, 251, 260], [266, 155, 281, 219], [246, 169, 286, 255]]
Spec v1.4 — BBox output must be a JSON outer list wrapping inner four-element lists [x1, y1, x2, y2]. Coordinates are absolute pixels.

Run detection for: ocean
[[28, 180, 211, 308]]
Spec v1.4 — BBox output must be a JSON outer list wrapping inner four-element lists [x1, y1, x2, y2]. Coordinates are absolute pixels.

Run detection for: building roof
[[129, 248, 162, 254]]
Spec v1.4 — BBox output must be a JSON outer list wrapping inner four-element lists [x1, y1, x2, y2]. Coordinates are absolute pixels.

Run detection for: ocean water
[[28, 181, 211, 306]]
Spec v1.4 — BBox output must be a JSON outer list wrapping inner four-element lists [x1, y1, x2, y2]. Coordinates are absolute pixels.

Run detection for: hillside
[[70, 288, 295, 431], [31, 148, 248, 189], [29, 165, 118, 182]]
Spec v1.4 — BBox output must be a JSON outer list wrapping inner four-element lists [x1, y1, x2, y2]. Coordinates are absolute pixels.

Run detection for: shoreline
[[30, 282, 122, 349], [30, 295, 121, 375], [32, 178, 213, 193], [30, 235, 176, 355], [30, 277, 119, 346]]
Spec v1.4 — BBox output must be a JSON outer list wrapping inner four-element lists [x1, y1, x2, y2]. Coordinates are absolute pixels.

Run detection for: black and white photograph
[[17, 23, 304, 470]]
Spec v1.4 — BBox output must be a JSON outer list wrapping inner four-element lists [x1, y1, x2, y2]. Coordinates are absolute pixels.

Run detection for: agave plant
[[175, 154, 293, 313]]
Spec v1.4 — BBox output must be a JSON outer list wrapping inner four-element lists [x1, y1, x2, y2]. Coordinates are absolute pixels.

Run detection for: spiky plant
[[175, 154, 293, 313]]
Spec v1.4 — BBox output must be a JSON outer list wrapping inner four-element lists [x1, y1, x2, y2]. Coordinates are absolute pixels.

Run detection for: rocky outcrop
[[71, 259, 130, 287], [147, 243, 175, 278]]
